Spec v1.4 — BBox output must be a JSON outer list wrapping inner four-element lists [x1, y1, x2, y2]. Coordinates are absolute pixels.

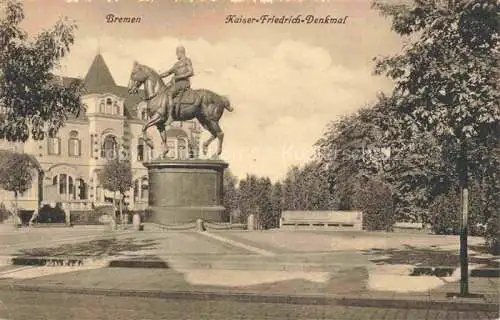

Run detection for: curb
[[0, 283, 497, 312]]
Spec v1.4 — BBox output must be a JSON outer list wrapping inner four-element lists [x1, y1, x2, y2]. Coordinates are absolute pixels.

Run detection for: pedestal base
[[144, 159, 228, 225]]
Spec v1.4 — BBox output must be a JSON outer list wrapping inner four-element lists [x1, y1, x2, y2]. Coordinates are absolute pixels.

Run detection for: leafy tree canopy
[[0, 0, 83, 142]]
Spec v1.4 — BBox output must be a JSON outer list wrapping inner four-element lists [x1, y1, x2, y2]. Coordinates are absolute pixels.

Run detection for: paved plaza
[[0, 225, 498, 319]]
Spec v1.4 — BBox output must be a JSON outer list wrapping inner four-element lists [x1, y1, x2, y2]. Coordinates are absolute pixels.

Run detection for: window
[[106, 98, 113, 114], [96, 186, 102, 202], [101, 135, 118, 160], [114, 102, 120, 115], [78, 179, 88, 200], [68, 176, 75, 199], [137, 139, 145, 162], [141, 110, 147, 121], [59, 174, 67, 195], [99, 101, 105, 113], [178, 138, 188, 160], [68, 131, 81, 157], [140, 177, 148, 200], [166, 140, 176, 159], [48, 137, 60, 155], [52, 176, 58, 185]]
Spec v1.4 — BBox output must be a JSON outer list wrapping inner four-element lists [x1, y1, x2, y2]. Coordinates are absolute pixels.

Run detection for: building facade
[[0, 54, 202, 213]]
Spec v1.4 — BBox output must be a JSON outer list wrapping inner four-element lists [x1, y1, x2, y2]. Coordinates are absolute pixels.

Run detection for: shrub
[[430, 191, 461, 235], [354, 177, 394, 231], [0, 203, 11, 223], [430, 186, 492, 237], [37, 204, 65, 223], [485, 209, 500, 255], [71, 210, 105, 225], [19, 210, 34, 225]]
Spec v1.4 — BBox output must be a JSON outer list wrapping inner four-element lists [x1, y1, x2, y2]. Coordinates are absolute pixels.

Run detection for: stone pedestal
[[144, 159, 228, 225]]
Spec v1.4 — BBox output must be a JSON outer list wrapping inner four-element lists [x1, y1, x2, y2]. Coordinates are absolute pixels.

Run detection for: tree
[[222, 169, 239, 223], [372, 0, 499, 295], [0, 151, 34, 223], [98, 159, 133, 227], [237, 174, 276, 229], [257, 177, 273, 229], [238, 174, 259, 224], [0, 0, 83, 142], [282, 162, 334, 211], [354, 176, 394, 231], [271, 182, 284, 228], [315, 104, 392, 211]]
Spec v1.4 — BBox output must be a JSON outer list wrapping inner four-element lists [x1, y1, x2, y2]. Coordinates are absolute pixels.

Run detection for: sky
[[18, 0, 403, 181]]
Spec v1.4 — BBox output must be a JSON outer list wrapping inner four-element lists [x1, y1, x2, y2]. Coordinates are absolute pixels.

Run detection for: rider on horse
[[159, 46, 194, 120]]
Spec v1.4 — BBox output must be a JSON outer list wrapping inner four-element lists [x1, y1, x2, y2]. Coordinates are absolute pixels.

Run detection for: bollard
[[247, 214, 255, 231], [109, 218, 117, 231], [132, 213, 141, 231], [196, 218, 205, 232]]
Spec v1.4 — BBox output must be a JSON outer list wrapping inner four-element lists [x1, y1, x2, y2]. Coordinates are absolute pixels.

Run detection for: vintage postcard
[[0, 0, 498, 319]]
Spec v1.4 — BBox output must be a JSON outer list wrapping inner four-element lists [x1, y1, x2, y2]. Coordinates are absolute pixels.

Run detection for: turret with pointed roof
[[64, 54, 143, 119], [84, 54, 116, 91]]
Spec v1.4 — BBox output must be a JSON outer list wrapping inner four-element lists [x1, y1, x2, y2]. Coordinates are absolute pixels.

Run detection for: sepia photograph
[[0, 0, 498, 319]]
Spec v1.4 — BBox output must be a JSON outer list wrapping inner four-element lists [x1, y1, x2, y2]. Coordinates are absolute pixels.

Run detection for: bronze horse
[[127, 61, 233, 159]]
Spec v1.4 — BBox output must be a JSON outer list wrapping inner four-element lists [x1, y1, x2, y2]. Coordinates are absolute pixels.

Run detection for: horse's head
[[128, 61, 149, 94]]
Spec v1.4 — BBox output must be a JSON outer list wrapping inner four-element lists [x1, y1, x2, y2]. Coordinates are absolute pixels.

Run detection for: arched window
[[59, 174, 67, 195], [137, 139, 145, 162], [52, 176, 58, 185], [140, 177, 148, 200], [141, 110, 147, 121], [101, 135, 118, 160], [114, 102, 120, 115], [99, 101, 105, 113], [68, 131, 81, 157], [106, 98, 113, 114], [48, 137, 60, 155]]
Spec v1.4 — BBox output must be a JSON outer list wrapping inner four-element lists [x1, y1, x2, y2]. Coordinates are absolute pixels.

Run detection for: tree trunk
[[458, 140, 469, 296], [14, 191, 19, 225], [119, 192, 123, 229]]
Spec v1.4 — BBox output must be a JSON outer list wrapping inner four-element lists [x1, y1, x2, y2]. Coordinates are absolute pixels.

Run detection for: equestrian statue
[[128, 46, 233, 160]]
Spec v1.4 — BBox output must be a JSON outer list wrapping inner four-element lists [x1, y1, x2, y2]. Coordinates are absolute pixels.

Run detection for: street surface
[[0, 290, 497, 320]]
